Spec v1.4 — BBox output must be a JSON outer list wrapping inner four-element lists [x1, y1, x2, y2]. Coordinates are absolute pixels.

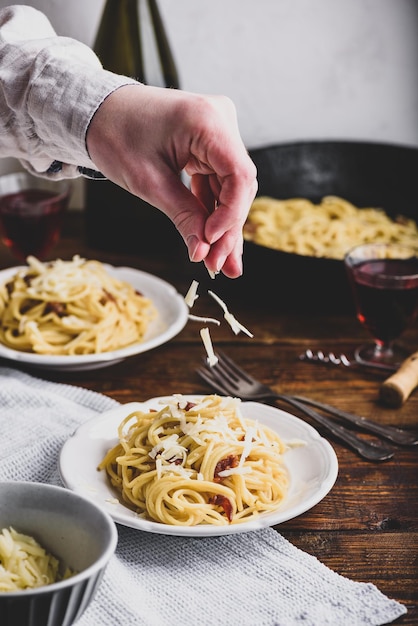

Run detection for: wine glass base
[[354, 343, 410, 371]]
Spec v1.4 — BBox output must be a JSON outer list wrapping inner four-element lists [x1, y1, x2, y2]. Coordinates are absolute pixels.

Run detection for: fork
[[197, 352, 404, 461], [199, 352, 417, 446], [198, 351, 417, 447]]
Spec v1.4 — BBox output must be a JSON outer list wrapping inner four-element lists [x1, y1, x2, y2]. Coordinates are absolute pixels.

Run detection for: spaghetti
[[244, 195, 418, 260], [98, 394, 289, 526], [0, 255, 157, 355]]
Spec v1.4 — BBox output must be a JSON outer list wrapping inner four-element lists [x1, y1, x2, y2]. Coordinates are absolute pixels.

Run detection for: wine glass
[[344, 242, 418, 369], [0, 171, 71, 262]]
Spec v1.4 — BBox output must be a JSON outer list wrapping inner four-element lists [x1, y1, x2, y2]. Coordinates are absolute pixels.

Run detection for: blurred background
[[0, 0, 417, 209]]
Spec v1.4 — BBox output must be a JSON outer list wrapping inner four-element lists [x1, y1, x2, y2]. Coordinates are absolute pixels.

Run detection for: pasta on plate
[[244, 195, 418, 260], [98, 394, 289, 526], [0, 256, 157, 355]]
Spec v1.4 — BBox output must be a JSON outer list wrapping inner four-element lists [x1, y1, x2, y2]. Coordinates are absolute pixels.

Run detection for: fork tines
[[197, 350, 264, 399], [196, 364, 231, 397]]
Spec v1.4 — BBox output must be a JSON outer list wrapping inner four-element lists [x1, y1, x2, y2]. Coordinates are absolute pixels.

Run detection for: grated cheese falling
[[200, 327, 218, 367], [184, 280, 199, 308], [185, 277, 253, 369], [208, 290, 253, 337], [188, 314, 220, 326]]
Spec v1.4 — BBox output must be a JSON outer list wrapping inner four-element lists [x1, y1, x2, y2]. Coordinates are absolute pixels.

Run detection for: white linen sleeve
[[0, 5, 139, 179]]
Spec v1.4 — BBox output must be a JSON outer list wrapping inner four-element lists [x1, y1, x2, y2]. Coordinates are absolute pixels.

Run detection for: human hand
[[86, 85, 257, 277]]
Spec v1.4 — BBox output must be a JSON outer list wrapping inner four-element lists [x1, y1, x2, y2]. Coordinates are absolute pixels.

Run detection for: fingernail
[[215, 255, 227, 273], [187, 235, 200, 261]]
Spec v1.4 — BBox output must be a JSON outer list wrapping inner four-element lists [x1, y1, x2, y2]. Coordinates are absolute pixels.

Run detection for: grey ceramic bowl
[[0, 481, 118, 626]]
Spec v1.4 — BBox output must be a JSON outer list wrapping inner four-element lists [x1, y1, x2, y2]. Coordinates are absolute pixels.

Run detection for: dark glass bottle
[[85, 0, 180, 254]]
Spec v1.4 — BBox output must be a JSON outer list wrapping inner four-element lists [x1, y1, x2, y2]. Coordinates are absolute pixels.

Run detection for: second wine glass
[[0, 172, 71, 262], [344, 242, 418, 368]]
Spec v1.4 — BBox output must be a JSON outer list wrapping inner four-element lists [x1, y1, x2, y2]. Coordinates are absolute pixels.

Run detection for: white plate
[[59, 396, 338, 537], [0, 265, 188, 371]]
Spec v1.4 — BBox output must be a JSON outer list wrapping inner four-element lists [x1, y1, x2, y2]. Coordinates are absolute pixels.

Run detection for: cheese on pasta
[[244, 195, 418, 260], [98, 394, 289, 526], [0, 255, 157, 355]]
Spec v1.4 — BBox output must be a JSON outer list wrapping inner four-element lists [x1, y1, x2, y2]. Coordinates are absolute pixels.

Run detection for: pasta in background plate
[[0, 256, 157, 355], [244, 195, 418, 260], [98, 394, 289, 526]]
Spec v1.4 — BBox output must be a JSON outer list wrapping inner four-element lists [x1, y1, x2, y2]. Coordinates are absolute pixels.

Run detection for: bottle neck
[[93, 0, 179, 89]]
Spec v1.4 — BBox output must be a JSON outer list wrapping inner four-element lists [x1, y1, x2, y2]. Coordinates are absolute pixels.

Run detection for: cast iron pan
[[213, 140, 418, 313]]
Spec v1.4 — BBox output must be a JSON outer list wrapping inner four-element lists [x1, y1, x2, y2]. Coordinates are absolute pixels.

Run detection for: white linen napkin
[[0, 366, 407, 626]]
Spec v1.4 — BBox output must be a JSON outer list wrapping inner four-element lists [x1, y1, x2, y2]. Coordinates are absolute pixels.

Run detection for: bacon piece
[[167, 457, 183, 465], [100, 289, 117, 306], [213, 455, 239, 483], [45, 301, 66, 316], [179, 401, 196, 412], [209, 494, 233, 522]]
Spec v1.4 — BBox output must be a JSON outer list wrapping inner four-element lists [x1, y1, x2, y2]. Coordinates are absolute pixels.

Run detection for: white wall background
[[1, 0, 417, 204]]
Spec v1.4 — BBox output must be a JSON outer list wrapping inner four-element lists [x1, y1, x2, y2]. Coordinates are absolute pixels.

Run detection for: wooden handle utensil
[[380, 351, 418, 407]]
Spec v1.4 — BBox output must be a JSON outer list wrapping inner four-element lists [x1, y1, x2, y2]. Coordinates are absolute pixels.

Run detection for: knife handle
[[380, 351, 418, 407]]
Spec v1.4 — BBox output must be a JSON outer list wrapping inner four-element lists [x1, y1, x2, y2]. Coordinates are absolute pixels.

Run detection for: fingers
[[202, 169, 257, 277], [147, 171, 244, 277], [158, 169, 256, 278], [190, 173, 217, 215], [140, 168, 212, 262], [86, 84, 257, 278], [204, 228, 244, 278]]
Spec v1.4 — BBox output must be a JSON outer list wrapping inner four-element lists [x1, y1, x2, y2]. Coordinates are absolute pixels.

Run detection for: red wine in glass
[[345, 243, 418, 368], [0, 175, 70, 262]]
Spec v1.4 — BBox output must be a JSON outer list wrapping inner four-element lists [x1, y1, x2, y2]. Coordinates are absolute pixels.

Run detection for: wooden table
[[1, 213, 417, 624]]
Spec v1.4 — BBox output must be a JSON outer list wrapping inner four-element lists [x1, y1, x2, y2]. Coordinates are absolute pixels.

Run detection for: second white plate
[[0, 265, 189, 371], [59, 396, 338, 537]]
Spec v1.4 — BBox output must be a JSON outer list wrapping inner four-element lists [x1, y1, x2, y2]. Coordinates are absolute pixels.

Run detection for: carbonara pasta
[[98, 394, 289, 526], [0, 527, 66, 591], [0, 255, 157, 355], [244, 195, 418, 260]]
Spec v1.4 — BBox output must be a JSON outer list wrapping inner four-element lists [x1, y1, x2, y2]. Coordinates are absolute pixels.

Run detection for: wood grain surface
[[1, 213, 416, 624]]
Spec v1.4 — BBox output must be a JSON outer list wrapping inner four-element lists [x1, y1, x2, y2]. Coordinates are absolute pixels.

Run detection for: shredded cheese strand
[[208, 290, 253, 337], [200, 327, 218, 366]]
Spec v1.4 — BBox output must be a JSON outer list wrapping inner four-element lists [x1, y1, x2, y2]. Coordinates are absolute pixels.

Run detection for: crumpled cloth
[[0, 366, 407, 626]]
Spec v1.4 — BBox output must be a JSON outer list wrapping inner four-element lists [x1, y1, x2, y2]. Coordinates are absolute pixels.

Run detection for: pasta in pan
[[98, 394, 289, 526], [0, 255, 157, 355], [244, 195, 418, 260]]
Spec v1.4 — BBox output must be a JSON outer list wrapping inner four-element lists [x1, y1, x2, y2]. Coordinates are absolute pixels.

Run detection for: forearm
[[0, 5, 137, 178]]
